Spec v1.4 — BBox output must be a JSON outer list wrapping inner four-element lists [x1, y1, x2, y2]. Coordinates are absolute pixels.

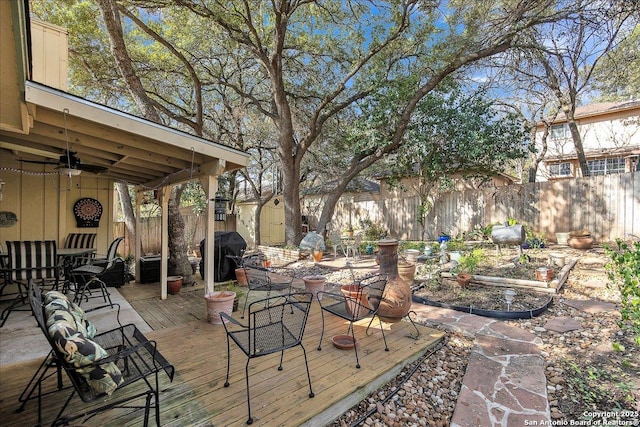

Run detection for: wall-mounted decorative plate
[[0, 211, 18, 228]]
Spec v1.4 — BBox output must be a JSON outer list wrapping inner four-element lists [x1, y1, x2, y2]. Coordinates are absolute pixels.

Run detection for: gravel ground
[[286, 246, 639, 426]]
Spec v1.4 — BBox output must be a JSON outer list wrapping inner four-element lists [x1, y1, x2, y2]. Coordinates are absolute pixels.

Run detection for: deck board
[[0, 284, 444, 427]]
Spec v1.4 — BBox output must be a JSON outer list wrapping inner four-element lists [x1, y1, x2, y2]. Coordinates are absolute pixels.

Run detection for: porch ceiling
[[0, 81, 248, 188]]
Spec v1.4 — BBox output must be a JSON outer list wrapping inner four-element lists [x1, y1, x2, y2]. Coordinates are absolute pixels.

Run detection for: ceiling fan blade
[[21, 159, 59, 165], [78, 164, 108, 174]]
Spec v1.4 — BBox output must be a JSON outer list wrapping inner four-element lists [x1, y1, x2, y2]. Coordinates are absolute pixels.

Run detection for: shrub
[[605, 239, 640, 347]]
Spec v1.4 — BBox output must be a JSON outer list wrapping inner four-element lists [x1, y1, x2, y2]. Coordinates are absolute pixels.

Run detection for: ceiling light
[[59, 167, 82, 177]]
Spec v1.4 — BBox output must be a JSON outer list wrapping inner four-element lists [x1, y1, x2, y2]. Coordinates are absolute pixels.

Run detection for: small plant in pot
[[454, 248, 486, 287]]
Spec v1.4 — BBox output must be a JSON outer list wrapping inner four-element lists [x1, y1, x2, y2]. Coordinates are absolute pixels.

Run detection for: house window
[[550, 124, 569, 140], [587, 157, 625, 175], [549, 162, 572, 177]]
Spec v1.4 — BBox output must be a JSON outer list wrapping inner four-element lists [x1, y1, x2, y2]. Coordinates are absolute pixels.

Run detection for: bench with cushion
[[24, 280, 174, 426]]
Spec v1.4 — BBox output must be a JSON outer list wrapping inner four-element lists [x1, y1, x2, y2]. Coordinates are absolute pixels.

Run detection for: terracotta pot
[[376, 239, 412, 322], [204, 291, 236, 324], [311, 249, 323, 263], [456, 273, 472, 287], [568, 236, 593, 249], [303, 275, 326, 301], [340, 284, 369, 317], [397, 262, 416, 285], [404, 249, 420, 263], [167, 276, 183, 295], [535, 268, 554, 282], [262, 259, 272, 268], [235, 268, 248, 287]]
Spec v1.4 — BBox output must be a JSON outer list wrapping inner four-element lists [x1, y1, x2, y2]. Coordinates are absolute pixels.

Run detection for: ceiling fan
[[21, 150, 108, 174]]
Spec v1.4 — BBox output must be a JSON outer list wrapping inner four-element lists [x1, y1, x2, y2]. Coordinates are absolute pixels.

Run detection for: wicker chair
[[221, 292, 314, 424]]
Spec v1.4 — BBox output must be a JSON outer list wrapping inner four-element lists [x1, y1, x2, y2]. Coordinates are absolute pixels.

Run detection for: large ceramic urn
[[377, 239, 412, 322]]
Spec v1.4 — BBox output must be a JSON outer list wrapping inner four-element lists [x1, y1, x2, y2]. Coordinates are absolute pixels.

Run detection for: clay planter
[[311, 249, 324, 263], [204, 291, 236, 324], [302, 275, 326, 301], [535, 268, 554, 282], [404, 249, 420, 263], [235, 268, 248, 287], [377, 239, 412, 323], [167, 276, 183, 295], [456, 273, 472, 287], [340, 284, 369, 317], [397, 262, 416, 285], [568, 236, 594, 249]]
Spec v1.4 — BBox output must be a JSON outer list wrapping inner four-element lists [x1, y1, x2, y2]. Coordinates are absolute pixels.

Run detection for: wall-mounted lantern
[[214, 196, 229, 221]]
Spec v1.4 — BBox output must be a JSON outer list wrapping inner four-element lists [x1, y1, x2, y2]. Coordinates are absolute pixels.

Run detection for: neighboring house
[[536, 100, 640, 181], [0, 4, 248, 296]]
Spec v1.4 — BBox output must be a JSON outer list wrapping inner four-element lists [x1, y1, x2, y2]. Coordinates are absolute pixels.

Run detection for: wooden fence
[[114, 214, 236, 255], [115, 172, 638, 252], [332, 171, 639, 244]]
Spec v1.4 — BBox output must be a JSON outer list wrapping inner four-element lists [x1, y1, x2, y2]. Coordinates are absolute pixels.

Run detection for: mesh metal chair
[[70, 237, 123, 307], [221, 292, 315, 425], [24, 280, 175, 426], [1, 240, 60, 327], [240, 264, 295, 319], [317, 273, 389, 368]]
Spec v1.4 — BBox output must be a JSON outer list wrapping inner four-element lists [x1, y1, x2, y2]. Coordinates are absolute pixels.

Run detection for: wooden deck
[[0, 283, 444, 426]]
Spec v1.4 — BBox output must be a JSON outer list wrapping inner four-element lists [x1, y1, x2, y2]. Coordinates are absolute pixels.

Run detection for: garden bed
[[412, 278, 554, 319]]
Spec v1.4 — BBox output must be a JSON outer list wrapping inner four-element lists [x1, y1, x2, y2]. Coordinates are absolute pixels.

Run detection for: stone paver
[[544, 316, 582, 333], [563, 298, 619, 313], [412, 304, 551, 427]]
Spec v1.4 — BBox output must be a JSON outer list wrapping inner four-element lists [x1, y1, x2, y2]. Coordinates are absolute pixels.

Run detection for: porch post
[[159, 186, 170, 299], [134, 189, 143, 284], [204, 174, 218, 295]]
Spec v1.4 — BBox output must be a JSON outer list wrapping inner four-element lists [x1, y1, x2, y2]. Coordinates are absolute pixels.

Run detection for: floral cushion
[[44, 291, 123, 395]]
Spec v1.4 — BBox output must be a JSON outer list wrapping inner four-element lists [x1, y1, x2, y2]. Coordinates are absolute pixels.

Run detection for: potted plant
[[446, 237, 466, 262], [302, 275, 326, 301], [455, 248, 485, 287], [568, 230, 594, 249], [311, 242, 324, 263]]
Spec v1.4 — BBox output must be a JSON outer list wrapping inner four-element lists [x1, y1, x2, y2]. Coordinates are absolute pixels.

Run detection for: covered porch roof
[[0, 0, 249, 297]]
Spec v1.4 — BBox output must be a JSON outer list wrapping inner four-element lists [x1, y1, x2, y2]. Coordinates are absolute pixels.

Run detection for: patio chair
[[316, 273, 389, 368], [329, 232, 344, 258], [23, 279, 175, 426], [221, 292, 315, 425], [1, 240, 60, 327], [240, 264, 295, 319], [345, 233, 363, 259], [70, 237, 123, 307], [63, 232, 97, 267]]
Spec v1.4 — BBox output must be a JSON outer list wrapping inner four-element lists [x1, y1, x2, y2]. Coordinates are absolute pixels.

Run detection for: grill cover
[[199, 232, 247, 282]]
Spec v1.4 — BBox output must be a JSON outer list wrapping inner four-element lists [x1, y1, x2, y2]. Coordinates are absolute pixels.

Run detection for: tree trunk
[[115, 182, 137, 254], [98, 0, 192, 281], [563, 108, 590, 177], [167, 185, 194, 285]]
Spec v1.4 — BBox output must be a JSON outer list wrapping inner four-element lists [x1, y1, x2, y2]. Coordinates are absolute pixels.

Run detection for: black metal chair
[[221, 292, 315, 425], [24, 279, 175, 426], [70, 236, 123, 307], [1, 240, 60, 327], [240, 264, 295, 319], [316, 273, 389, 368]]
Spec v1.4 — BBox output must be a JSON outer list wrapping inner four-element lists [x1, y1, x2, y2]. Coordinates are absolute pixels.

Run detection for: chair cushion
[[44, 291, 123, 395]]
